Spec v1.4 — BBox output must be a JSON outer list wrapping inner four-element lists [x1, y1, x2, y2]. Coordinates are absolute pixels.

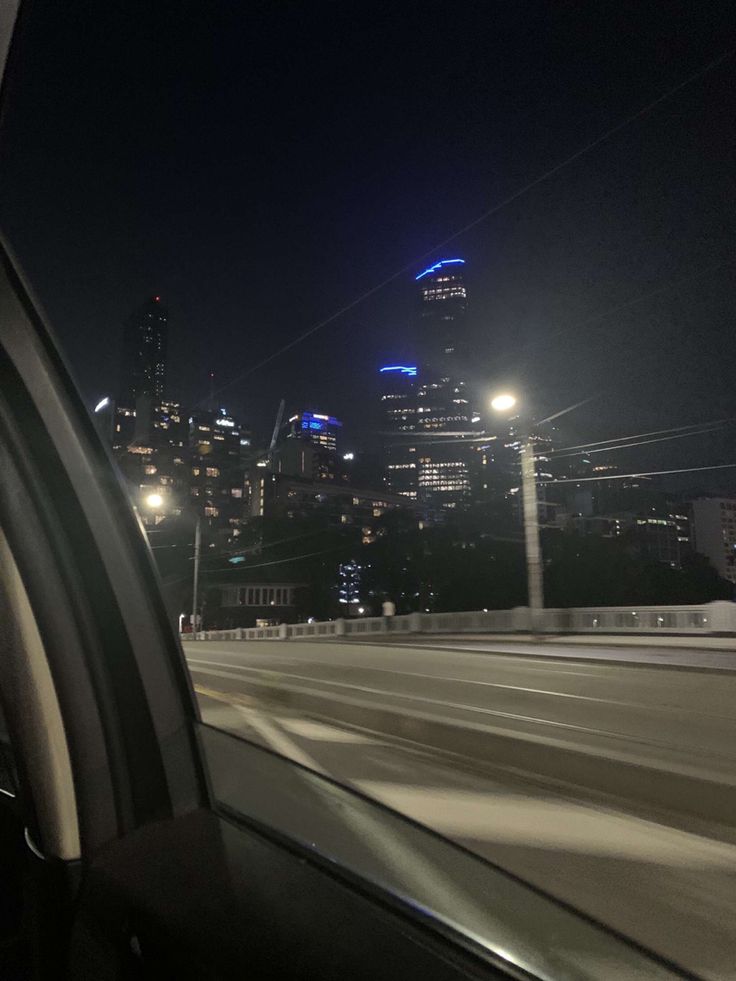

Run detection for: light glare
[[491, 393, 517, 413]]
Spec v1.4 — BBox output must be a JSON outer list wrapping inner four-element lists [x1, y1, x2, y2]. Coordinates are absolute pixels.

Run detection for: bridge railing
[[191, 600, 736, 642]]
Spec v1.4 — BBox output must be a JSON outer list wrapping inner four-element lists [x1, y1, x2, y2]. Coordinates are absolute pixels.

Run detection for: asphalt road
[[184, 639, 736, 980]]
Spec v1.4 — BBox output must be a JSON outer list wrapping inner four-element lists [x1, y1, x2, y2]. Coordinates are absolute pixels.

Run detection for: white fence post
[[705, 601, 736, 634]]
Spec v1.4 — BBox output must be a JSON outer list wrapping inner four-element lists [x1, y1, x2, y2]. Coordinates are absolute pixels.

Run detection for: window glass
[[3, 4, 736, 977]]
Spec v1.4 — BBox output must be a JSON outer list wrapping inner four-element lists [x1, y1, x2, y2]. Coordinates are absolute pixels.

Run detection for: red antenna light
[[154, 295, 160, 302]]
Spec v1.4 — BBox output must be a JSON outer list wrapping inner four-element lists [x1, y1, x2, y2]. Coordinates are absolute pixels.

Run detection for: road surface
[[184, 638, 736, 980]]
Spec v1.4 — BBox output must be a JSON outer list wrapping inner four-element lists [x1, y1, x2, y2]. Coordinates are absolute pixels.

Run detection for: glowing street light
[[145, 492, 164, 509], [490, 393, 517, 413]]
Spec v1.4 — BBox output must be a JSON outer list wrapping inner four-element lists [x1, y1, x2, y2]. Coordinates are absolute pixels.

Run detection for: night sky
[[1, 1, 735, 486]]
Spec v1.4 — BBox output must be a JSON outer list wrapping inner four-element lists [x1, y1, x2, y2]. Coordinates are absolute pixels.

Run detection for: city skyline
[[1, 3, 734, 492], [103, 257, 736, 504]]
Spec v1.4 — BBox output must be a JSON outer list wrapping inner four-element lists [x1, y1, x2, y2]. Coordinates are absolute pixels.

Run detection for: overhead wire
[[199, 48, 734, 405], [548, 424, 731, 460], [213, 545, 347, 571], [548, 419, 732, 455], [540, 462, 736, 485]]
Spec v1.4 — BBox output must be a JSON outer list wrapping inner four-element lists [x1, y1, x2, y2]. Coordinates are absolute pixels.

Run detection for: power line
[[549, 424, 729, 460], [548, 419, 732, 454], [537, 396, 597, 426], [229, 527, 325, 557], [540, 462, 736, 485], [517, 255, 735, 359], [200, 48, 734, 405], [213, 545, 347, 571]]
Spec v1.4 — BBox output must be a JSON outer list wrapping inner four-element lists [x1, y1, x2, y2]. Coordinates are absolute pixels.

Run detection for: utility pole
[[192, 515, 201, 639], [520, 436, 544, 633], [492, 392, 588, 636]]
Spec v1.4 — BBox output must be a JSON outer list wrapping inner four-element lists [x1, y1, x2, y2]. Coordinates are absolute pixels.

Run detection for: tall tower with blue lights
[[379, 258, 481, 512], [415, 258, 467, 369]]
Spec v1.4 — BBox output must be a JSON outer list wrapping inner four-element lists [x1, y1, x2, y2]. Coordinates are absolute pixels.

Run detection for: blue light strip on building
[[301, 411, 342, 427], [379, 365, 417, 376], [415, 258, 465, 281]]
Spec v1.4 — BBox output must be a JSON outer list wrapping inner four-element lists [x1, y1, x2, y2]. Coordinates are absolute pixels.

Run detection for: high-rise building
[[286, 411, 342, 453], [189, 407, 250, 530], [120, 296, 168, 404], [413, 258, 480, 510], [379, 365, 418, 499], [379, 260, 484, 513], [277, 411, 343, 481], [415, 258, 467, 370]]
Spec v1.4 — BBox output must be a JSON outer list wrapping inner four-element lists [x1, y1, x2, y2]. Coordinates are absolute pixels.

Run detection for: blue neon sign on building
[[414, 258, 465, 281], [379, 365, 417, 377], [300, 411, 342, 431]]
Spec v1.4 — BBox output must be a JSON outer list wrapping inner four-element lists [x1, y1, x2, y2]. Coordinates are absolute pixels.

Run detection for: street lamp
[[490, 393, 517, 413], [141, 492, 202, 640], [490, 393, 544, 633]]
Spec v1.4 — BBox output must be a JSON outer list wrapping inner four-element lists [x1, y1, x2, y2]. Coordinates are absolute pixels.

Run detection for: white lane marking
[[187, 662, 724, 757], [187, 655, 728, 717], [277, 718, 369, 743], [353, 784, 736, 869], [185, 643, 598, 679]]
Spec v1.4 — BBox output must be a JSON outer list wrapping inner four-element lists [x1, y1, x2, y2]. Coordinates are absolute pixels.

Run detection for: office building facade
[[275, 411, 344, 482], [414, 258, 481, 510], [379, 365, 418, 499], [189, 408, 250, 530], [120, 296, 168, 404], [415, 258, 468, 370]]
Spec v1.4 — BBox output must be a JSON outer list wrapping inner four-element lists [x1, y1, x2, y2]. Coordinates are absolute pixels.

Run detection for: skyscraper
[[380, 365, 418, 499], [415, 258, 467, 369], [414, 259, 480, 510], [120, 296, 168, 404], [379, 259, 482, 513], [276, 411, 343, 481]]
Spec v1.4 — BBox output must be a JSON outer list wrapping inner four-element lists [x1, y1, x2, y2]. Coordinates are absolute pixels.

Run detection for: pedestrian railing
[[190, 600, 736, 641]]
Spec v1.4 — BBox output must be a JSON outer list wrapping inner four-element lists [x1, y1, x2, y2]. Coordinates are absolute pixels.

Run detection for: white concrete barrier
[[189, 601, 736, 642]]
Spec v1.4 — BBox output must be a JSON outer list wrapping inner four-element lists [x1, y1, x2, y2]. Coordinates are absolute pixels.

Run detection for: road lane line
[[187, 655, 732, 718], [188, 661, 735, 759]]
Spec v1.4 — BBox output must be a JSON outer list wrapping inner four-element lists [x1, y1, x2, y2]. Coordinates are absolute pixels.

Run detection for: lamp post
[[142, 490, 202, 639], [191, 514, 201, 640], [490, 394, 544, 634]]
